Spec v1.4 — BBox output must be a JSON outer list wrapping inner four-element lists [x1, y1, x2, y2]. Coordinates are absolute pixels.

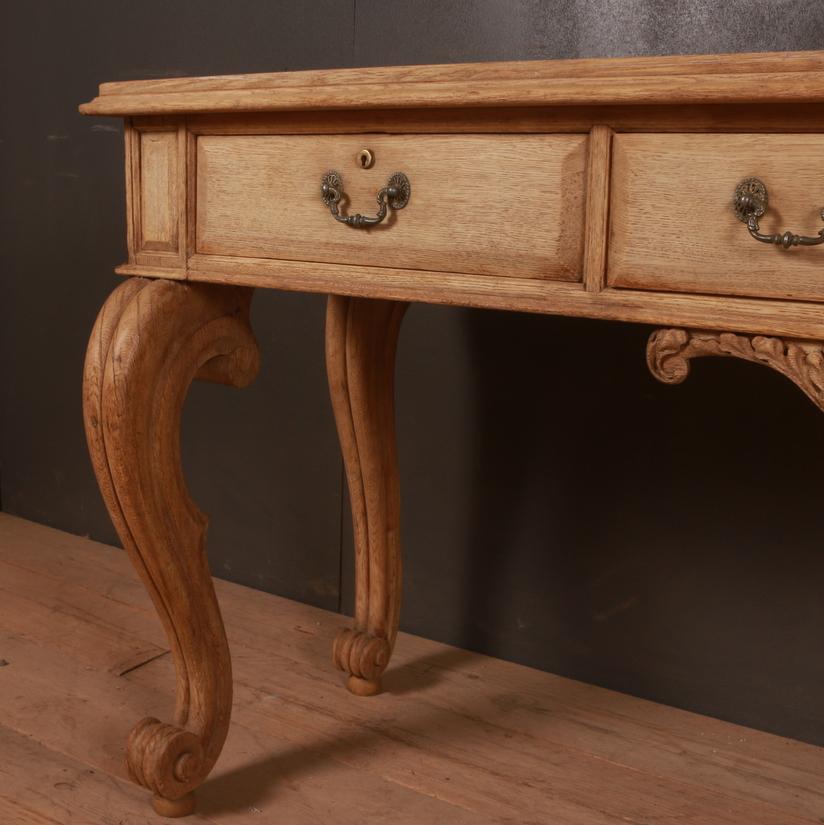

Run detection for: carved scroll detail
[[83, 278, 259, 816], [647, 328, 824, 412]]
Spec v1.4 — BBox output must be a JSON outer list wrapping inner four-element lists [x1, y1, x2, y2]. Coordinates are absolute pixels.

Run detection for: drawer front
[[609, 134, 824, 302], [195, 134, 587, 281]]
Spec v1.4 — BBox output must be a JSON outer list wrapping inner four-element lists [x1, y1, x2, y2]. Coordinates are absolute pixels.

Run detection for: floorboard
[[0, 513, 822, 823]]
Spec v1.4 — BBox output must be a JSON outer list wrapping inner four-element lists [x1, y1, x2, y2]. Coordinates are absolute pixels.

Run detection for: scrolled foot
[[127, 717, 206, 812], [333, 628, 391, 694]]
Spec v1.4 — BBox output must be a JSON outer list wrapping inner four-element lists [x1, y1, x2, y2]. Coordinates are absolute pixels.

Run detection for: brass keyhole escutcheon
[[357, 148, 374, 169]]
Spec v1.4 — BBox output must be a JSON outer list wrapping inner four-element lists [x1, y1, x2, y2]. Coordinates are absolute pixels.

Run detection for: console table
[[80, 50, 824, 817]]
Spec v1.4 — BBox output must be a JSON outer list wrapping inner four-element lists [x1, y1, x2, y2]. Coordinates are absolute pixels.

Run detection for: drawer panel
[[195, 134, 587, 281], [139, 131, 178, 251], [127, 125, 186, 270], [608, 134, 824, 302]]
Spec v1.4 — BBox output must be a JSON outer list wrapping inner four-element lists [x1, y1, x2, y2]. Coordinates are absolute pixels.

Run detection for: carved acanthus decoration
[[647, 328, 824, 412]]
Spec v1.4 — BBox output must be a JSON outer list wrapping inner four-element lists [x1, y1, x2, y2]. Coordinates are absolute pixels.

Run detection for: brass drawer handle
[[733, 177, 824, 249], [321, 171, 410, 228]]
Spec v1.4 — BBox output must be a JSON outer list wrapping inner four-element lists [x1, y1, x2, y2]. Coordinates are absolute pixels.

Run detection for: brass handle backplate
[[321, 170, 411, 228], [733, 177, 824, 248]]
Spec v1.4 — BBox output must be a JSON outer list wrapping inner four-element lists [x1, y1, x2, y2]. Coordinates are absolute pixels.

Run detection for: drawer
[[608, 134, 824, 302], [194, 134, 587, 281]]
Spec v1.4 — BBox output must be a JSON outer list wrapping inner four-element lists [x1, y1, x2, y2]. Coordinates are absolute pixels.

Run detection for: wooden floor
[[1, 514, 823, 824]]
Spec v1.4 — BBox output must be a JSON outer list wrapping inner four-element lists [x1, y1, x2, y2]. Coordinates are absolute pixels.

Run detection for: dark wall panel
[[0, 0, 353, 609], [381, 308, 824, 745], [4, 0, 824, 744]]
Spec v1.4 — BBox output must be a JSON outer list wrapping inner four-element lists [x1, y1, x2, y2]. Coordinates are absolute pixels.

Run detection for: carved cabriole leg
[[82, 278, 260, 817], [326, 296, 408, 696], [647, 328, 824, 411]]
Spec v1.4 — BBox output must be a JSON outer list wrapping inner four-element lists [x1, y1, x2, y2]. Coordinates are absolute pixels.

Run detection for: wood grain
[[79, 50, 824, 115], [115, 255, 824, 342], [82, 278, 260, 816], [3, 513, 824, 824], [180, 103, 824, 136], [124, 119, 138, 263], [326, 296, 407, 696], [195, 133, 586, 282], [128, 122, 187, 271], [94, 50, 824, 97], [0, 724, 217, 825], [139, 130, 178, 250], [583, 125, 613, 292], [609, 133, 824, 301]]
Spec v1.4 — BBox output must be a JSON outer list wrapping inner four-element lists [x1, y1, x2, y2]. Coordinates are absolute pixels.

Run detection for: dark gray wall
[[3, 1, 824, 745]]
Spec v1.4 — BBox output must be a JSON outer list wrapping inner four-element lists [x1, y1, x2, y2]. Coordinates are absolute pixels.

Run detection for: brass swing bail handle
[[321, 170, 411, 228], [733, 177, 824, 249]]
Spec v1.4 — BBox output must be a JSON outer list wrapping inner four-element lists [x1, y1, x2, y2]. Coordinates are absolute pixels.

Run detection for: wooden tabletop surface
[[80, 50, 824, 114]]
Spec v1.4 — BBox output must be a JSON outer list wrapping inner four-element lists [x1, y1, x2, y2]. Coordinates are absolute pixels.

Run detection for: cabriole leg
[[82, 278, 260, 816], [326, 296, 407, 696]]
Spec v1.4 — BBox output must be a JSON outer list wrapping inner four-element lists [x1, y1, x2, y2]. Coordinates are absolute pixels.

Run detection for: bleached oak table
[[80, 50, 824, 817]]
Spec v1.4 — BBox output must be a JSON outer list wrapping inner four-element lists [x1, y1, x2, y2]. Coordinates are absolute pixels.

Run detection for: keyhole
[[358, 148, 374, 169]]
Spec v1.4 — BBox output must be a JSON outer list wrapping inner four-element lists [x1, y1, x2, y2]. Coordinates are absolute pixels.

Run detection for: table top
[[79, 48, 824, 342], [80, 50, 824, 116]]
